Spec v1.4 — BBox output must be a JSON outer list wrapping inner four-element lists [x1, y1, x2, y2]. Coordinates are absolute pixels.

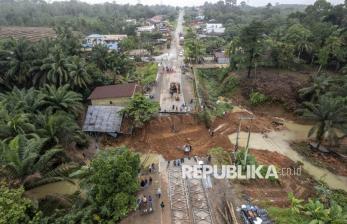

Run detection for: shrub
[[249, 91, 267, 106], [0, 185, 41, 224]]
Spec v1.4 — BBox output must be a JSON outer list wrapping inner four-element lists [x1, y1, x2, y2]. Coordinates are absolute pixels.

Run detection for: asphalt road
[[155, 10, 190, 113]]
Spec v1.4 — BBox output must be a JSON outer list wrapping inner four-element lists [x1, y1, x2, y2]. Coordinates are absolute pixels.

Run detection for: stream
[[228, 121, 347, 191]]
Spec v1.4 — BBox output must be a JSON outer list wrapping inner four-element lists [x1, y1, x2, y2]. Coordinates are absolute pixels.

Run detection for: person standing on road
[[157, 187, 162, 198], [160, 201, 165, 209]]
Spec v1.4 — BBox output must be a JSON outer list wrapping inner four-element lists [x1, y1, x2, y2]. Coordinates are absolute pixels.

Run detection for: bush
[[208, 147, 231, 166], [43, 147, 141, 223], [0, 185, 41, 224], [249, 91, 267, 106], [213, 102, 233, 117], [235, 148, 257, 167], [221, 76, 239, 95], [197, 110, 213, 128], [121, 94, 160, 128]]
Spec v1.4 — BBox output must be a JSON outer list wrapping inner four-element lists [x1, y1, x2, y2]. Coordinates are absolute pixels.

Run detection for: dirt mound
[[237, 68, 311, 111], [110, 112, 274, 160]]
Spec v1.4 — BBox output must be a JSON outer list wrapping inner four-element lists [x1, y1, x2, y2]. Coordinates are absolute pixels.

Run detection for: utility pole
[[243, 118, 254, 166], [235, 119, 242, 152], [234, 116, 254, 164]]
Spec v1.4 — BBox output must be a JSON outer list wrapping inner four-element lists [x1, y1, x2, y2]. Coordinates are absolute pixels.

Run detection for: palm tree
[[299, 96, 347, 148], [38, 84, 83, 117], [0, 39, 34, 87], [107, 52, 135, 83], [299, 74, 332, 102], [285, 24, 312, 60], [0, 87, 40, 114], [35, 111, 86, 147], [0, 135, 78, 189], [39, 47, 70, 86], [115, 73, 136, 84], [90, 45, 109, 71], [67, 56, 91, 89], [0, 109, 36, 140]]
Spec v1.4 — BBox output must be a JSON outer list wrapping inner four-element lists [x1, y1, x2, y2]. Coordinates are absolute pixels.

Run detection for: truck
[[169, 82, 181, 101]]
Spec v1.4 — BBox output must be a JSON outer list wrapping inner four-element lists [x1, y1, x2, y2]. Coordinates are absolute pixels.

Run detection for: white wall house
[[205, 23, 225, 34], [83, 34, 127, 50], [136, 25, 155, 33]]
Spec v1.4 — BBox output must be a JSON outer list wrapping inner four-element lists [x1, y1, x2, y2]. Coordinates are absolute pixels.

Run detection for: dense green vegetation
[[186, 0, 347, 150], [1, 147, 140, 223], [135, 62, 158, 90], [225, 0, 347, 76], [41, 147, 140, 223], [0, 185, 41, 223], [121, 94, 160, 128], [268, 190, 347, 223], [196, 68, 235, 126], [0, 2, 165, 222], [0, 0, 177, 34]]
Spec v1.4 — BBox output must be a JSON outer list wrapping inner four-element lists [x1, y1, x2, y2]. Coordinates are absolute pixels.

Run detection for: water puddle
[[228, 121, 347, 191], [25, 180, 79, 200]]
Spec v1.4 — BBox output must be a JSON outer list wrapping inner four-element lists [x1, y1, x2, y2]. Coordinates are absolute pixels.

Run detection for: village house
[[214, 52, 229, 64], [148, 15, 163, 25], [82, 34, 127, 50], [125, 19, 137, 24], [83, 105, 125, 138], [205, 23, 225, 35], [136, 25, 156, 34], [128, 49, 150, 57], [88, 83, 141, 106]]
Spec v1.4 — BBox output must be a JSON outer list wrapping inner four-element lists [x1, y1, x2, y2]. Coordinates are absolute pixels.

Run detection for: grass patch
[[196, 68, 238, 106], [267, 207, 311, 224], [135, 63, 158, 87]]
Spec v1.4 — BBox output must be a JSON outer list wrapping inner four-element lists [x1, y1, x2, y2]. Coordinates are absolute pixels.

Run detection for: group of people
[[171, 103, 191, 112], [167, 157, 186, 167], [137, 188, 165, 214], [148, 163, 156, 173], [140, 176, 152, 188], [137, 162, 166, 215]]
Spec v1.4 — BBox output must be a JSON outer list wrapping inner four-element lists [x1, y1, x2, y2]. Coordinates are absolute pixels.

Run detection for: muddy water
[[228, 121, 347, 191], [25, 153, 162, 200], [25, 180, 80, 200]]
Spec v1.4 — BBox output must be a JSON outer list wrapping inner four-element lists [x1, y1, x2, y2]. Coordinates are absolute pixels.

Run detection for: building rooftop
[[214, 52, 228, 58], [83, 105, 124, 135], [88, 83, 140, 100], [128, 49, 150, 56]]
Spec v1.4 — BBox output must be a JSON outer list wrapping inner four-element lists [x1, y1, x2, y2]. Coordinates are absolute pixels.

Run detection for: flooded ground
[[228, 121, 347, 190], [25, 152, 162, 200], [25, 180, 80, 200]]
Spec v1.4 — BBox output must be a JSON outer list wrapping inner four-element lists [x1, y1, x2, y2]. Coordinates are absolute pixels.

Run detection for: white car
[[179, 52, 183, 56]]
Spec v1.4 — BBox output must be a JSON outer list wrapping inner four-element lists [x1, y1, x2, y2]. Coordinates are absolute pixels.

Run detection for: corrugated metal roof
[[83, 105, 124, 134]]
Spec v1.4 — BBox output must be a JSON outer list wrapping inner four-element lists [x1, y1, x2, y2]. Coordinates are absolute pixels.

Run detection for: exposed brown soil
[[291, 142, 347, 177], [0, 26, 56, 42], [110, 112, 274, 160], [110, 112, 317, 208], [235, 68, 312, 112], [238, 149, 317, 207]]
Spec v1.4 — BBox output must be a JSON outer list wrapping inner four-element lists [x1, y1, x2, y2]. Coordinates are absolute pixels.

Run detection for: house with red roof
[[88, 83, 141, 106]]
